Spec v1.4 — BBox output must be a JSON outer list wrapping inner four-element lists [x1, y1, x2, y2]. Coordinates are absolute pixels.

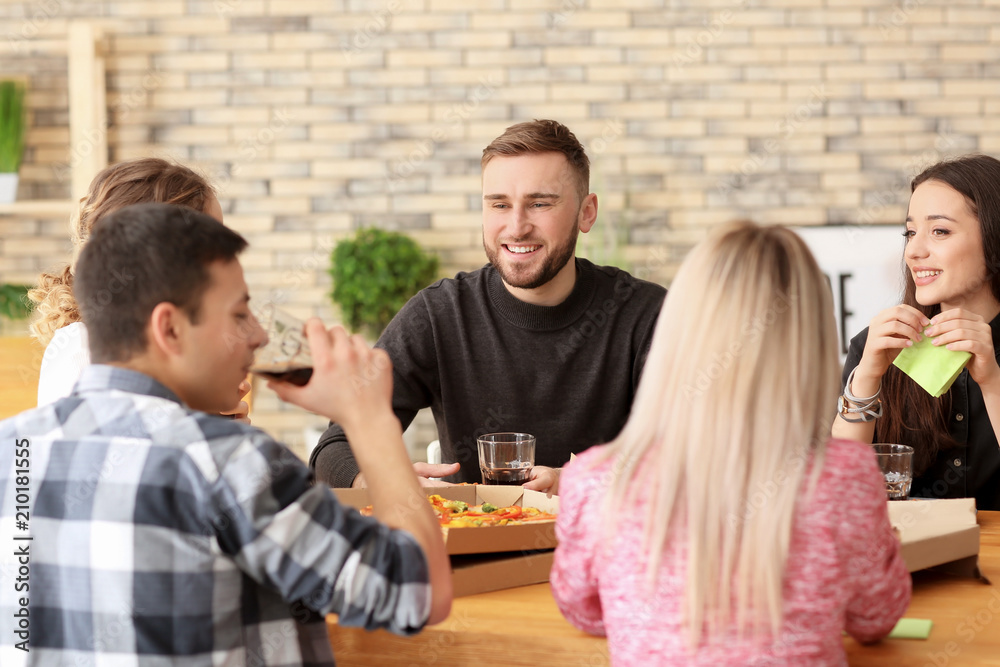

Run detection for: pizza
[[359, 494, 556, 528]]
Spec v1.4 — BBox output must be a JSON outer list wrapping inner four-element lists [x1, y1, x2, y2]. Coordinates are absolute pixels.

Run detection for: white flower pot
[[0, 173, 18, 203]]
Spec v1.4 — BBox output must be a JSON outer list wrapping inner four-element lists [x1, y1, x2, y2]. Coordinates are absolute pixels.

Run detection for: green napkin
[[892, 329, 971, 398], [888, 618, 933, 639]]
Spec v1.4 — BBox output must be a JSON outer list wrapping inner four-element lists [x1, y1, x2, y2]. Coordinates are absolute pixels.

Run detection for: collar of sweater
[[486, 258, 598, 331]]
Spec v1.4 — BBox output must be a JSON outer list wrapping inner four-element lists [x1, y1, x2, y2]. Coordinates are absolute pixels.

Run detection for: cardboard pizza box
[[450, 549, 555, 597], [333, 485, 559, 556], [887, 497, 980, 573]]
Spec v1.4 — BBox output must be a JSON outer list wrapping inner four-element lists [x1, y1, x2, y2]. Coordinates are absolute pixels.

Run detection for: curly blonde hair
[[28, 158, 216, 345]]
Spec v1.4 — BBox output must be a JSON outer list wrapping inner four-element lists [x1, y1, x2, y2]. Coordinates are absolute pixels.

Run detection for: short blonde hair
[[601, 220, 840, 645]]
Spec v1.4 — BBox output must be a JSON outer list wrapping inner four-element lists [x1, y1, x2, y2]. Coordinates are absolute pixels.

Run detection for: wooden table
[[328, 511, 1000, 666]]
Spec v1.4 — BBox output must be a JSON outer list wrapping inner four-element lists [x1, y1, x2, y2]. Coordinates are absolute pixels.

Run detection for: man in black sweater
[[311, 119, 666, 492]]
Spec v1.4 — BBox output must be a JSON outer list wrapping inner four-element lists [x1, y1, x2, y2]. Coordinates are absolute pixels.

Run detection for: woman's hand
[[925, 308, 1000, 390], [854, 305, 931, 395], [220, 379, 252, 424]]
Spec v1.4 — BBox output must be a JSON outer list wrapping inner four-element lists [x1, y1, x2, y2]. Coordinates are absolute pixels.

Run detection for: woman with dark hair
[[833, 154, 1000, 510], [29, 158, 247, 418]]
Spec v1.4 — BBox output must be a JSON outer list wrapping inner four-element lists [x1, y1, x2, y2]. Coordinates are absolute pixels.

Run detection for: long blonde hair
[[601, 221, 840, 646], [28, 158, 216, 345]]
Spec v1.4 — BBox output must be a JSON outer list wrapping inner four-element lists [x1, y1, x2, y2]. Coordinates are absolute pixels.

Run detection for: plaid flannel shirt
[[0, 365, 430, 666]]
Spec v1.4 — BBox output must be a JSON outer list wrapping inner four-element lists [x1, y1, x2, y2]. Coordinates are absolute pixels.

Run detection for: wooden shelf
[[0, 199, 76, 217]]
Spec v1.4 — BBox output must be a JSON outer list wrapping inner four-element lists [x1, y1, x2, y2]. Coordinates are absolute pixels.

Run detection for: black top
[[310, 258, 667, 487], [843, 314, 1000, 510]]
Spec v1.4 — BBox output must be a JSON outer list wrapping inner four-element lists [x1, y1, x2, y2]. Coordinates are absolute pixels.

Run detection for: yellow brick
[[354, 104, 432, 123], [545, 46, 623, 66], [112, 1, 185, 16], [154, 126, 232, 144], [943, 80, 999, 97], [787, 154, 861, 171], [630, 191, 705, 209], [391, 13, 470, 31], [151, 89, 228, 108], [225, 215, 276, 235], [861, 117, 934, 134], [712, 46, 785, 64], [266, 0, 343, 14], [469, 12, 546, 30], [347, 69, 429, 86], [788, 8, 864, 25], [825, 64, 902, 80], [190, 34, 270, 50], [592, 28, 674, 47], [547, 83, 626, 101], [407, 229, 479, 249], [708, 82, 784, 99], [194, 108, 272, 125], [234, 197, 311, 215], [312, 160, 387, 179], [386, 50, 462, 68], [753, 207, 826, 225], [465, 49, 542, 66], [672, 100, 747, 118], [941, 44, 1000, 61], [785, 45, 862, 63], [391, 194, 467, 212], [432, 213, 478, 230], [508, 102, 589, 119], [4, 238, 70, 256], [430, 68, 506, 86], [233, 52, 307, 69], [112, 35, 191, 53], [669, 64, 744, 83], [273, 33, 334, 50]]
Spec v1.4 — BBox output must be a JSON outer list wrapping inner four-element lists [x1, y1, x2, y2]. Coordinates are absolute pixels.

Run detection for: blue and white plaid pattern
[[0, 365, 430, 666]]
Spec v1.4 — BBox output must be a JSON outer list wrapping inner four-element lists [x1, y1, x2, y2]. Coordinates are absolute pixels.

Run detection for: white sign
[[792, 226, 906, 360]]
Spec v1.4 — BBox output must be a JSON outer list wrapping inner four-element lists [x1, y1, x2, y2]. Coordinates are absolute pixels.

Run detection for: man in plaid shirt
[[0, 203, 452, 666]]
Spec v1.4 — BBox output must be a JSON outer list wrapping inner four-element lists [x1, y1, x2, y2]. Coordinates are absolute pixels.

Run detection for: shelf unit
[[0, 21, 108, 217]]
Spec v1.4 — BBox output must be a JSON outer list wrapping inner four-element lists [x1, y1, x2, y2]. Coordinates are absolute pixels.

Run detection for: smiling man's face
[[481, 151, 596, 303]]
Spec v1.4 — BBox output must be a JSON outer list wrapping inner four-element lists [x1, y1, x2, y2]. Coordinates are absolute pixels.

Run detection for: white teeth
[[507, 245, 540, 254], [915, 270, 942, 278]]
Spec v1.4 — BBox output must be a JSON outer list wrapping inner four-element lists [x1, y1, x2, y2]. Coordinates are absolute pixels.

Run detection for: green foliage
[[0, 80, 26, 173], [0, 284, 33, 322], [329, 228, 439, 337]]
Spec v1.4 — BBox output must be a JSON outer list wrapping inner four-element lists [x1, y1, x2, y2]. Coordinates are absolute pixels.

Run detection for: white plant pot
[[0, 173, 18, 203]]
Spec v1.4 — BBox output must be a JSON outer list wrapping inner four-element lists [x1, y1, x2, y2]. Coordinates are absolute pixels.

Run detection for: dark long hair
[[879, 155, 1000, 474]]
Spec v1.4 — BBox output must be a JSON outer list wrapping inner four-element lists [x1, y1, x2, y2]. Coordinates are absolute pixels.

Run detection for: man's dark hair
[[74, 202, 248, 363]]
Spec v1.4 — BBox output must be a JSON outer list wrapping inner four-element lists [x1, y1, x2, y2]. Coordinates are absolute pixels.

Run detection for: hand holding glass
[[477, 433, 535, 485], [249, 306, 314, 386]]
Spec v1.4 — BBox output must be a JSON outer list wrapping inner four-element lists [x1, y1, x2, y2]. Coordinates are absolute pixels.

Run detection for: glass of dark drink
[[249, 306, 314, 386], [477, 433, 535, 485]]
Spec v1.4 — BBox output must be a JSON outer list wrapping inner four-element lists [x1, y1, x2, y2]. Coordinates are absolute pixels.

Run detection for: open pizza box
[[887, 497, 983, 577], [334, 486, 560, 597]]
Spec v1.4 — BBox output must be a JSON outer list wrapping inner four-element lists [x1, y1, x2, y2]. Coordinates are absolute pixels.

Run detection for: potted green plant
[[329, 227, 440, 339], [0, 80, 27, 203], [0, 283, 33, 335]]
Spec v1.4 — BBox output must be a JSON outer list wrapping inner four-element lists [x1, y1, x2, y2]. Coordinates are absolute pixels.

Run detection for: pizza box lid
[[334, 486, 559, 556], [887, 497, 980, 573]]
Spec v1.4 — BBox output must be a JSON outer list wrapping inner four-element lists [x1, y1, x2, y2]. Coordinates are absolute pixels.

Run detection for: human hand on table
[[524, 465, 560, 497]]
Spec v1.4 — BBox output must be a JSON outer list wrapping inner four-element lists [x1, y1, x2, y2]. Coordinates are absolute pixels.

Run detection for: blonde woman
[[29, 158, 247, 417], [551, 222, 910, 664]]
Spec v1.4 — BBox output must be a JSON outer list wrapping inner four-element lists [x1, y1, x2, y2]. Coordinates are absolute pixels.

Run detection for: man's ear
[[148, 302, 186, 357], [578, 192, 598, 234]]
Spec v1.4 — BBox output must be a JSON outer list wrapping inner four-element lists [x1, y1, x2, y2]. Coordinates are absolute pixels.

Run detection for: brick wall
[[2, 0, 997, 458]]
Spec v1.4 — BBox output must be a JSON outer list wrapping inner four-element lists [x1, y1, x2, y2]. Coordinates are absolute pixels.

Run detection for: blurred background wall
[[1, 0, 996, 457]]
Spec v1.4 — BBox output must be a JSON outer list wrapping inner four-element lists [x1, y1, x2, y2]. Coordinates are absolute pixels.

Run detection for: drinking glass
[[249, 306, 314, 386], [477, 433, 535, 485], [873, 444, 914, 500]]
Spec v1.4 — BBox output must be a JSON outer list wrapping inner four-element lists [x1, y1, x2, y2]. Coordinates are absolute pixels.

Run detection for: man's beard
[[483, 226, 579, 290]]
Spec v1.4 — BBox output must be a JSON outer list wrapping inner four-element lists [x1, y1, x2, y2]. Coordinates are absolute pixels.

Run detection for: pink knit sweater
[[551, 439, 911, 666]]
